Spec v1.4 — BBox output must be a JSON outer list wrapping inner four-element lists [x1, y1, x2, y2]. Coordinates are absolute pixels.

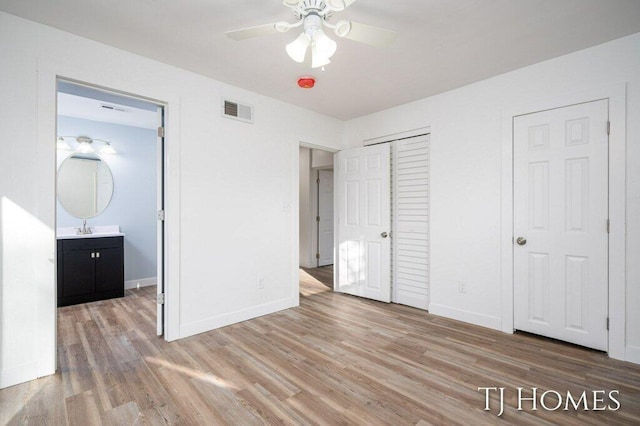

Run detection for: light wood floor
[[300, 265, 333, 289], [1, 270, 639, 425]]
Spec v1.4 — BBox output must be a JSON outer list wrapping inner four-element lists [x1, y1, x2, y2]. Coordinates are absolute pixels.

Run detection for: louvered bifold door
[[392, 135, 430, 310]]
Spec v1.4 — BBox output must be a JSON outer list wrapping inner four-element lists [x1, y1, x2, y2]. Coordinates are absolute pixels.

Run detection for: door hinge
[[607, 121, 610, 135], [157, 293, 165, 305], [316, 253, 320, 259], [607, 219, 610, 234], [316, 178, 320, 184], [316, 216, 320, 222], [158, 126, 165, 138], [158, 210, 166, 221], [606, 317, 609, 331]]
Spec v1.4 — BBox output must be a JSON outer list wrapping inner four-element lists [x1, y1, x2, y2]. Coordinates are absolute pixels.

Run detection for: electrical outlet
[[458, 281, 467, 294], [257, 277, 265, 289]]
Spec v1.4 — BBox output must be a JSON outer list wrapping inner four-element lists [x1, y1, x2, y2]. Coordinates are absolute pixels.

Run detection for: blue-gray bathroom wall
[[57, 115, 157, 283]]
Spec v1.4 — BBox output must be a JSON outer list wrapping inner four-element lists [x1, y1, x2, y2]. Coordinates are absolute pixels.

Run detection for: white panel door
[[318, 169, 334, 267], [514, 100, 608, 351], [336, 145, 391, 302]]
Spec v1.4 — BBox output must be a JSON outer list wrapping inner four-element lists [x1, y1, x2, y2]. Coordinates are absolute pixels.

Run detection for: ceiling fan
[[225, 0, 397, 68]]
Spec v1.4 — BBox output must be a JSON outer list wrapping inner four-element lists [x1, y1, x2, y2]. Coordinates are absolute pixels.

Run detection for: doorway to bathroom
[[55, 79, 167, 337]]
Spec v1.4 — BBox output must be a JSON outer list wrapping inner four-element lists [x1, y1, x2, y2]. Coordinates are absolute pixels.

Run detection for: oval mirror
[[57, 153, 114, 219]]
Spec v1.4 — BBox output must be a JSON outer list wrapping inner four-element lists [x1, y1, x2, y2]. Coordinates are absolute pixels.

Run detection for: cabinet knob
[[91, 252, 95, 258], [96, 252, 100, 258]]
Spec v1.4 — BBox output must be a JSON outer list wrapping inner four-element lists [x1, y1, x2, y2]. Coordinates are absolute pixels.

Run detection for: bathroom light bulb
[[77, 141, 94, 154], [56, 137, 71, 150], [101, 142, 117, 154]]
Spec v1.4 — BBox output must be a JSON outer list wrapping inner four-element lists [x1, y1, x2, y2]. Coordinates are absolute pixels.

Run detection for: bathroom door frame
[[30, 57, 181, 385], [54, 78, 171, 337]]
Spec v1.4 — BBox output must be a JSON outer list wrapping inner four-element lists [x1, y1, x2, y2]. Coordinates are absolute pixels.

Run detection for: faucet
[[77, 219, 93, 235]]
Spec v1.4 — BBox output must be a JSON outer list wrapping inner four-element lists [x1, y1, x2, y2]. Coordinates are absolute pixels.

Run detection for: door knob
[[516, 237, 527, 246], [381, 232, 389, 238]]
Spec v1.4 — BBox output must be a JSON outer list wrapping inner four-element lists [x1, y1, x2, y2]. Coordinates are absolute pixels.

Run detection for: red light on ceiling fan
[[297, 77, 316, 88]]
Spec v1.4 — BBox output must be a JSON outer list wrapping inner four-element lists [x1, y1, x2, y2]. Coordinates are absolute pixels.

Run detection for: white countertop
[[57, 225, 125, 240]]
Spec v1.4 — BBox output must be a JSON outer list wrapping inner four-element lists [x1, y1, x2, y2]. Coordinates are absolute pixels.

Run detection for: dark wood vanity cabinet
[[57, 236, 124, 307]]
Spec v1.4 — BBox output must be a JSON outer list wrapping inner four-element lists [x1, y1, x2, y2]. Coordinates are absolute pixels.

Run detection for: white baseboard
[[125, 277, 157, 290], [428, 303, 502, 331], [179, 296, 298, 339], [0, 362, 37, 389], [626, 345, 640, 364]]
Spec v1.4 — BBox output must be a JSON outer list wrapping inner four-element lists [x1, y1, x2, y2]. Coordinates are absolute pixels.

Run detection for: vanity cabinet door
[[95, 246, 124, 293], [62, 250, 95, 297]]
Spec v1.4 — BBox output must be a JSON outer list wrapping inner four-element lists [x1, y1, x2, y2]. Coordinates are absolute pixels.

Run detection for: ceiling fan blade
[[326, 0, 357, 11], [225, 23, 281, 41], [339, 21, 397, 47]]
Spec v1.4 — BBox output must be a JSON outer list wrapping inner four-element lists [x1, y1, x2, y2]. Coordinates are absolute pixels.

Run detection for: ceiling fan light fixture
[[311, 44, 332, 68], [286, 32, 311, 63], [227, 0, 396, 68], [311, 55, 331, 69], [312, 29, 337, 59]]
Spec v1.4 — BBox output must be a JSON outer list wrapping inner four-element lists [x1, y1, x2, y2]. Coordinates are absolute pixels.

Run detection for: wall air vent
[[222, 98, 254, 124], [100, 103, 128, 112]]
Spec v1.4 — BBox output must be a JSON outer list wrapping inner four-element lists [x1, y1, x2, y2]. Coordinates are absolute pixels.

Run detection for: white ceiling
[[2, 0, 640, 120]]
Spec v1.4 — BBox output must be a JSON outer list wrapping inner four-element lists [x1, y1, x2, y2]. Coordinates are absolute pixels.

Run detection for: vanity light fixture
[[100, 142, 117, 155], [76, 136, 95, 154], [57, 135, 117, 154], [56, 136, 71, 150]]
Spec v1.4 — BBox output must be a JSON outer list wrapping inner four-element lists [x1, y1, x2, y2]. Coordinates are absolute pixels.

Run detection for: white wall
[[0, 11, 344, 389], [311, 149, 334, 169], [345, 32, 640, 363], [57, 116, 158, 283]]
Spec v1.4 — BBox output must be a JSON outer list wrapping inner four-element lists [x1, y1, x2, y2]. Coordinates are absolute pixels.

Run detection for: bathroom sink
[[57, 225, 125, 239]]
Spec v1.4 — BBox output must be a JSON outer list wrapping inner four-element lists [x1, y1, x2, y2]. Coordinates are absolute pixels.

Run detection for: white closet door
[[335, 145, 391, 303], [513, 100, 608, 351], [392, 135, 430, 309]]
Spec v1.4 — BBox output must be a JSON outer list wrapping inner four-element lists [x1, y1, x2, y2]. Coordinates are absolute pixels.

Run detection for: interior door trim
[[499, 82, 627, 361]]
